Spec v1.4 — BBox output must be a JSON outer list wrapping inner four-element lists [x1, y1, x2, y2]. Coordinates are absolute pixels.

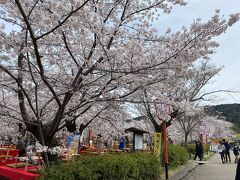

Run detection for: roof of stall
[[125, 127, 148, 134]]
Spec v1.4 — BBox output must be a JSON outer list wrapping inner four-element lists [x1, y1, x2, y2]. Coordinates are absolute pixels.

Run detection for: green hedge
[[42, 145, 191, 179], [186, 144, 195, 154], [168, 144, 189, 168], [203, 144, 210, 153], [41, 153, 161, 180]]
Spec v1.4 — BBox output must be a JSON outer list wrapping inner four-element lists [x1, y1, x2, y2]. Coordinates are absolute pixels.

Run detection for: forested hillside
[[206, 104, 240, 132]]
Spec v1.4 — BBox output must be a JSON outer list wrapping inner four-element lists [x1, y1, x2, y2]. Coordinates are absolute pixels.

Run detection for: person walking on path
[[218, 141, 226, 163], [223, 139, 231, 163], [233, 142, 239, 163], [194, 140, 204, 161]]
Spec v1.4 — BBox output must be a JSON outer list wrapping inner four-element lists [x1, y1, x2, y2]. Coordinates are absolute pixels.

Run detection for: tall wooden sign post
[[162, 120, 168, 180], [154, 100, 173, 180]]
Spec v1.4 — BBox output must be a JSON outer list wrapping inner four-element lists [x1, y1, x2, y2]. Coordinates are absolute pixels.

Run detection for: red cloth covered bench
[[0, 166, 40, 180]]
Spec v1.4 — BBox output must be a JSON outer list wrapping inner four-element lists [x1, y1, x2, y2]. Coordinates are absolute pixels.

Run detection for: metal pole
[[163, 121, 168, 180]]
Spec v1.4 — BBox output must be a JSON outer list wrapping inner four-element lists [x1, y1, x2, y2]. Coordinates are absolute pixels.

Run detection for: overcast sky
[[157, 0, 240, 105]]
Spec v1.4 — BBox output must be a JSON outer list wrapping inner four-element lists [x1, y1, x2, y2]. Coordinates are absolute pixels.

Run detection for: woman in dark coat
[[194, 140, 203, 161]]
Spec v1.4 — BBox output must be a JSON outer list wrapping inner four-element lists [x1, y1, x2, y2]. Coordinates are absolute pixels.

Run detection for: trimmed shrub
[[41, 153, 161, 180], [186, 144, 195, 154], [168, 144, 189, 168], [203, 143, 210, 154]]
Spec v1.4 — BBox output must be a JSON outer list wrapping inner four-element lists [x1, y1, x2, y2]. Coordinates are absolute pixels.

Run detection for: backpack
[[233, 146, 239, 155]]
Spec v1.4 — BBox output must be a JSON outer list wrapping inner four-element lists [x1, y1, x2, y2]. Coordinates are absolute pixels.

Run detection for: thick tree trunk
[[184, 132, 192, 159], [184, 132, 189, 147], [25, 122, 61, 164], [79, 123, 86, 136], [25, 122, 59, 147]]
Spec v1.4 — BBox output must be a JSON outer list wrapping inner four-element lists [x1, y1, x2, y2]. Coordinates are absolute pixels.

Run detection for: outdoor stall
[[125, 127, 148, 151]]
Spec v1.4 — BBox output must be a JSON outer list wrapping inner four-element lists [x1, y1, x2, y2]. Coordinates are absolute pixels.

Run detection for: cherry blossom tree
[[164, 61, 223, 145], [166, 115, 234, 144], [201, 115, 234, 139], [130, 45, 237, 143], [0, 0, 191, 147], [175, 105, 204, 145], [130, 56, 231, 137]]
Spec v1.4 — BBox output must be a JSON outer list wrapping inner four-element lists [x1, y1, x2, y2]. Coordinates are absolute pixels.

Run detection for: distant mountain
[[206, 103, 240, 132]]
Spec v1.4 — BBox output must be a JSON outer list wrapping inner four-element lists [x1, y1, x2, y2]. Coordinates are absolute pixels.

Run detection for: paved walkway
[[182, 151, 237, 180]]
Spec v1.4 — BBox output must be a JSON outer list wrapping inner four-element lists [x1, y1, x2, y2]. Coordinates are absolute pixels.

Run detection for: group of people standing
[[190, 139, 240, 180], [218, 139, 231, 164], [194, 138, 234, 164], [96, 133, 127, 154]]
